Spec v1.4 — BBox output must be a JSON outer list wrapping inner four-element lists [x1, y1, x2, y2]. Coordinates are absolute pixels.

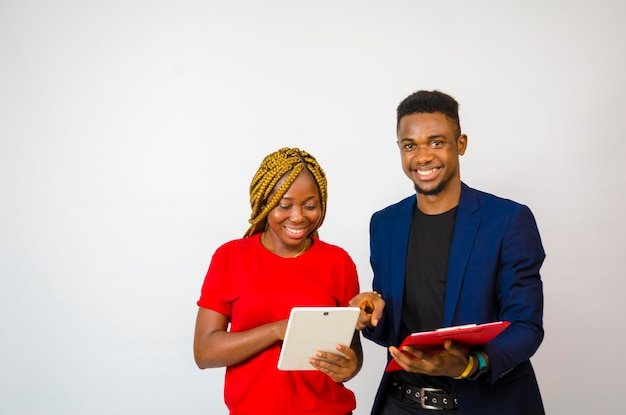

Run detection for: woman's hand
[[309, 344, 359, 383], [308, 331, 363, 382]]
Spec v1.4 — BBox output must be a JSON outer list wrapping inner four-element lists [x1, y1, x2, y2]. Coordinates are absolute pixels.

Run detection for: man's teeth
[[417, 168, 438, 176]]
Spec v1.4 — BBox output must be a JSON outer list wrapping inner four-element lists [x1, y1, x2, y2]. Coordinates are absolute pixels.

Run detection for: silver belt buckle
[[420, 387, 444, 410]]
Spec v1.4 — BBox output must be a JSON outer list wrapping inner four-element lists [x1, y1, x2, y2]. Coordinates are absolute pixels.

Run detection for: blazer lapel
[[444, 184, 481, 326], [390, 196, 415, 339]]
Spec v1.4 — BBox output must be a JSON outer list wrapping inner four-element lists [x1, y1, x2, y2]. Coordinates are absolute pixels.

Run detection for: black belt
[[389, 381, 458, 411]]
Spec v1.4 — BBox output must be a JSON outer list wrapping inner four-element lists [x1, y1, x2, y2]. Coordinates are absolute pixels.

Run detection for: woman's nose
[[290, 207, 304, 221]]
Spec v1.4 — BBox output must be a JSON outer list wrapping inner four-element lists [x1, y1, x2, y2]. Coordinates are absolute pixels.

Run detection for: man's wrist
[[467, 352, 489, 381], [453, 355, 476, 379]]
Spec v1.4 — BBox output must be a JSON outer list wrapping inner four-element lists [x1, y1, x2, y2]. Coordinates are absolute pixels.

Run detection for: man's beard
[[414, 176, 450, 196]]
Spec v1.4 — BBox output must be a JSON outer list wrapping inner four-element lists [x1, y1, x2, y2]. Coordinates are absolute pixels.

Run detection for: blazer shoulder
[[372, 195, 415, 221], [461, 183, 533, 215]]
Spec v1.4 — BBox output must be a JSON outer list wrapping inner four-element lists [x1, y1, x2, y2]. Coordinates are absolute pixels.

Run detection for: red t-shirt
[[197, 233, 360, 415]]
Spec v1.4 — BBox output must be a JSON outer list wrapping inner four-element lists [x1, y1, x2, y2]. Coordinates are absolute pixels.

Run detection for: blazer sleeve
[[483, 203, 545, 382], [362, 210, 395, 347]]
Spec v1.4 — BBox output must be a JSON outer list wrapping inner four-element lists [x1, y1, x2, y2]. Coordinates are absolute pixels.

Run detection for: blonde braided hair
[[244, 147, 328, 238]]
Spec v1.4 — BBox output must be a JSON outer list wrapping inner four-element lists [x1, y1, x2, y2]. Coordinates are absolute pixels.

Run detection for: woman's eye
[[278, 205, 291, 210], [304, 205, 317, 210]]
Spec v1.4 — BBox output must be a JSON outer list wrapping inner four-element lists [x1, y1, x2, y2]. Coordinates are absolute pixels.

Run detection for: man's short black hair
[[396, 90, 461, 136]]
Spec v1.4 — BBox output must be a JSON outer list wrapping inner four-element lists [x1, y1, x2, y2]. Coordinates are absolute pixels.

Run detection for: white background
[[1, 1, 625, 414]]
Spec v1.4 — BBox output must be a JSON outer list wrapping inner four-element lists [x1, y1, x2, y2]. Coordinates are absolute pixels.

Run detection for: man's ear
[[457, 134, 468, 155]]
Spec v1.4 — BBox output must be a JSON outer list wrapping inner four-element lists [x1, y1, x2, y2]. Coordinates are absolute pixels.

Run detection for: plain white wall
[[1, 1, 625, 414]]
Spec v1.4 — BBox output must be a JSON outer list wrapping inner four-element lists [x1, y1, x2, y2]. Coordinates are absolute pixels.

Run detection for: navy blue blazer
[[364, 183, 545, 414]]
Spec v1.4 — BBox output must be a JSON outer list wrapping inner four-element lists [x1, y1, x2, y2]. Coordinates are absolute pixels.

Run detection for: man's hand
[[349, 291, 385, 330], [388, 339, 470, 377]]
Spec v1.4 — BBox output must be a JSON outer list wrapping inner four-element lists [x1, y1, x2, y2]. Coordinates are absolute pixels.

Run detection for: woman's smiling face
[[263, 168, 321, 257]]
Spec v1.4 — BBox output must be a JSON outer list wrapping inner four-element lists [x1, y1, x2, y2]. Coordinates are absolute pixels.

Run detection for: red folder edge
[[385, 321, 511, 372]]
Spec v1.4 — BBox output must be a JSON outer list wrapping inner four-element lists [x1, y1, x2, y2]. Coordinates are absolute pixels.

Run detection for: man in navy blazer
[[351, 90, 545, 414]]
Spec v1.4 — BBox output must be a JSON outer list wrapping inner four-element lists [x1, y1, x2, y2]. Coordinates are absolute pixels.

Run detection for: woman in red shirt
[[194, 147, 362, 415]]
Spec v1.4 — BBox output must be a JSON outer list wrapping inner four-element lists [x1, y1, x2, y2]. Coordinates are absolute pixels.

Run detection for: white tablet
[[277, 307, 360, 371]]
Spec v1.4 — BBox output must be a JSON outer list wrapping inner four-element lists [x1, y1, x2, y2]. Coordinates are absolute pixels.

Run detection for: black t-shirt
[[391, 205, 458, 391]]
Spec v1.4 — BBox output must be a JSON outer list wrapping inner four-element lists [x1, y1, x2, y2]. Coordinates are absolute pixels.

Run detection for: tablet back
[[277, 307, 360, 371]]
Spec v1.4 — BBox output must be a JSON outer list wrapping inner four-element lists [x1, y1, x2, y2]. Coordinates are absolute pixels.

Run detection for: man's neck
[[416, 182, 462, 214]]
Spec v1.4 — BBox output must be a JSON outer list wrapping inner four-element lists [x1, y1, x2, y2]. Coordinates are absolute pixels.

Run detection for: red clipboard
[[385, 321, 510, 372]]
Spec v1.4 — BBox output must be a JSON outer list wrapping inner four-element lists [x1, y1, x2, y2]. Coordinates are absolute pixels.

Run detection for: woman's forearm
[[194, 318, 287, 369]]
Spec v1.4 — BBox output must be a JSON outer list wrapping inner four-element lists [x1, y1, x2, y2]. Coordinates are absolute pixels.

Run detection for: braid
[[244, 147, 328, 238]]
